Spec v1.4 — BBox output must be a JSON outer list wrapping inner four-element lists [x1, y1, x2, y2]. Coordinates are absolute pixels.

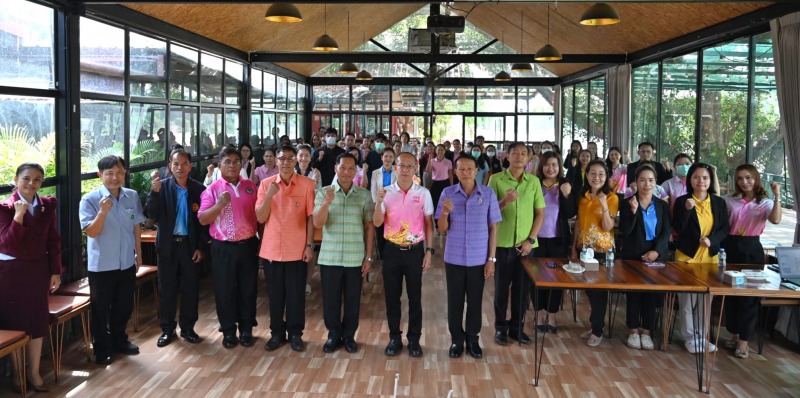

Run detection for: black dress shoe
[[323, 337, 341, 353], [157, 330, 176, 347], [264, 335, 286, 351], [239, 332, 255, 347], [115, 341, 140, 355], [407, 341, 423, 357], [494, 330, 508, 346], [180, 329, 201, 344], [384, 338, 403, 356], [466, 341, 483, 359], [29, 382, 50, 393], [343, 337, 358, 353], [508, 331, 532, 345], [535, 324, 547, 334], [448, 343, 464, 358], [222, 334, 238, 349], [547, 325, 558, 334], [290, 335, 305, 352], [96, 354, 113, 365]]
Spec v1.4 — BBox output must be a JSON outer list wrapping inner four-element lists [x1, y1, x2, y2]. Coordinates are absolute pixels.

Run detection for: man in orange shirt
[[256, 145, 316, 352]]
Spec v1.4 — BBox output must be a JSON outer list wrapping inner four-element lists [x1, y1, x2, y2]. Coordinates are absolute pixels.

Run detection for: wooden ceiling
[[123, 2, 771, 78]]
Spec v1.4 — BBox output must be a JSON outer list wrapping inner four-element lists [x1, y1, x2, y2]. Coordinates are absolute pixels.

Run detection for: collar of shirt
[[276, 173, 296, 188], [13, 191, 39, 215], [454, 183, 483, 199], [390, 181, 422, 192], [500, 169, 532, 184], [382, 167, 392, 175], [100, 185, 133, 201]]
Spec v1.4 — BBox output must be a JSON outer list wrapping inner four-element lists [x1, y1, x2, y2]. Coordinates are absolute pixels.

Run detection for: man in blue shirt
[[79, 156, 147, 365]]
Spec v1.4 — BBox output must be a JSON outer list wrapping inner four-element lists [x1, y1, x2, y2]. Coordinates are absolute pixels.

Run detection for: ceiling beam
[[307, 77, 561, 86], [69, 0, 795, 4], [252, 52, 625, 64]]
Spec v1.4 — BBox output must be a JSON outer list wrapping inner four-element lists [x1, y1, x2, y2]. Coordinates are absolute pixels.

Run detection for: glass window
[[297, 114, 305, 142], [288, 80, 297, 111], [517, 87, 555, 113], [287, 114, 298, 140], [263, 112, 277, 148], [129, 33, 167, 97], [0, 0, 55, 89], [200, 53, 223, 103], [200, 108, 224, 150], [589, 78, 606, 155], [129, 103, 166, 165], [477, 87, 514, 113], [276, 77, 287, 110], [699, 39, 749, 187], [169, 106, 198, 158], [561, 86, 574, 152], [475, 116, 505, 143], [297, 84, 306, 111], [263, 73, 276, 109], [250, 69, 262, 108], [250, 111, 262, 147], [573, 82, 589, 145], [0, 95, 56, 181], [751, 33, 786, 201], [128, 167, 158, 200], [224, 61, 243, 105], [313, 85, 350, 112], [435, 87, 474, 113], [80, 18, 124, 95], [631, 65, 659, 152], [520, 115, 555, 143], [225, 110, 239, 146], [432, 114, 463, 143], [352, 85, 390, 112], [661, 53, 697, 162], [170, 44, 199, 101], [80, 100, 124, 173], [392, 86, 427, 113]]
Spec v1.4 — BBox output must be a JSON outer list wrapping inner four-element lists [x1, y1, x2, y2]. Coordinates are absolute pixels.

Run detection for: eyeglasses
[[396, 164, 415, 170], [276, 157, 297, 162], [221, 160, 242, 166]]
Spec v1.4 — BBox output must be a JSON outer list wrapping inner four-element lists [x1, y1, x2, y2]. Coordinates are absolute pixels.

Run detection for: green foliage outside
[[0, 124, 56, 185]]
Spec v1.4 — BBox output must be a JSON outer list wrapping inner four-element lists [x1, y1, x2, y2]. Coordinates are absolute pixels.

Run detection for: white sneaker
[[640, 334, 655, 350], [627, 334, 641, 349], [305, 283, 311, 295], [685, 338, 716, 353]]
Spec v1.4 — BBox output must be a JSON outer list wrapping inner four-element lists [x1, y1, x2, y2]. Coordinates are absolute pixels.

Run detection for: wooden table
[[667, 261, 800, 393], [141, 229, 156, 244], [523, 257, 709, 390]]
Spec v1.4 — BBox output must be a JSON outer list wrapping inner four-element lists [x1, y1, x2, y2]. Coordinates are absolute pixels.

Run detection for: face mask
[[487, 151, 496, 157], [471, 150, 481, 158], [676, 164, 691, 177], [541, 148, 552, 154], [326, 137, 337, 145]]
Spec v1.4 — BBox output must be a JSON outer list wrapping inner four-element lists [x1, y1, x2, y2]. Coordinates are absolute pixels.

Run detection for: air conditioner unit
[[407, 29, 457, 54]]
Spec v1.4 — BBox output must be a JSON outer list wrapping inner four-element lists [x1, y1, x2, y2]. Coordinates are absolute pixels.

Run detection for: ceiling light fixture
[[511, 11, 533, 73], [580, 3, 621, 26], [265, 3, 303, 23], [494, 32, 512, 82], [355, 70, 373, 81], [338, 12, 358, 74], [312, 4, 338, 51], [535, 4, 562, 62]]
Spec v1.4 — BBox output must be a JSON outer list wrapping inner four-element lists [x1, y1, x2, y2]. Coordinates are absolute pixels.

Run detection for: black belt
[[173, 236, 188, 242], [386, 241, 424, 251], [214, 237, 256, 245]]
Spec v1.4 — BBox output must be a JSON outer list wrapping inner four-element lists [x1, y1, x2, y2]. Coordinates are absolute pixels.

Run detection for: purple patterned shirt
[[539, 184, 561, 238], [435, 183, 502, 266]]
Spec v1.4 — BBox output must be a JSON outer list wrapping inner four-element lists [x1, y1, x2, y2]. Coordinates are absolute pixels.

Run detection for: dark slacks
[[383, 243, 424, 341], [375, 225, 386, 259], [723, 235, 763, 341], [210, 238, 259, 336], [587, 252, 608, 337], [320, 264, 362, 339], [157, 240, 198, 332], [626, 292, 659, 331], [494, 246, 529, 333], [88, 266, 136, 356], [531, 237, 565, 313], [266, 260, 307, 337], [446, 263, 485, 344]]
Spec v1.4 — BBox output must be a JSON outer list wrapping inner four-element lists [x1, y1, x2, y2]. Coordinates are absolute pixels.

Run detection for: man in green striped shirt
[[313, 153, 374, 354]]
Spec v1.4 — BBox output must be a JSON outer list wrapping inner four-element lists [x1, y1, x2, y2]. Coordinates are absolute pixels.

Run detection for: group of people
[[0, 130, 784, 391]]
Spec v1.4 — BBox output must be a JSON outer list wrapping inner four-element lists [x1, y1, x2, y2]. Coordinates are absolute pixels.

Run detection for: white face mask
[[326, 136, 337, 145], [541, 148, 552, 154]]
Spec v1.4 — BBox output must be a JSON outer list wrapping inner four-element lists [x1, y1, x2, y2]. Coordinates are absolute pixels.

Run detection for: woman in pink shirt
[[722, 164, 782, 359], [661, 153, 692, 213], [605, 147, 627, 194], [426, 144, 453, 222], [252, 148, 279, 187]]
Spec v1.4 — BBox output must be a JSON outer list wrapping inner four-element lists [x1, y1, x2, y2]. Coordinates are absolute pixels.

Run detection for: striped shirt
[[315, 183, 374, 267]]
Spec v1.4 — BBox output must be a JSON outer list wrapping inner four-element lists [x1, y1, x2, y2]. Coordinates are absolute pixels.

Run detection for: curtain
[[607, 64, 632, 155], [771, 12, 800, 245]]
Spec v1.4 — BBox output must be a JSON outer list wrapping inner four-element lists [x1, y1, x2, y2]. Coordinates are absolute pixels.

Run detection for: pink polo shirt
[[725, 195, 774, 236], [198, 177, 258, 241], [430, 157, 452, 181], [380, 182, 434, 245], [256, 173, 316, 262]]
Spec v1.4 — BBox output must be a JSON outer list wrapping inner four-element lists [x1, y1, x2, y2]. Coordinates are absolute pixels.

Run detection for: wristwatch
[[487, 256, 497, 263], [528, 237, 537, 245], [306, 243, 314, 249], [365, 257, 373, 262], [425, 247, 435, 255]]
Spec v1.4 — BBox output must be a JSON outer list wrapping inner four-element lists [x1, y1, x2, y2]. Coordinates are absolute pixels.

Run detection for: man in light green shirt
[[487, 142, 545, 346], [313, 153, 374, 354]]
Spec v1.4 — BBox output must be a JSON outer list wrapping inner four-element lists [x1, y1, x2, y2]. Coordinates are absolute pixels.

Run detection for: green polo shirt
[[314, 182, 374, 267], [487, 170, 545, 248]]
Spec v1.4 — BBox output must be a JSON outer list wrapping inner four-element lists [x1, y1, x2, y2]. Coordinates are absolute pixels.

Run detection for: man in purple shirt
[[435, 155, 501, 359]]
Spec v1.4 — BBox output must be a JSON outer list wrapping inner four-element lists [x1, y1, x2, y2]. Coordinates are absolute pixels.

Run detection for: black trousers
[[320, 264, 362, 339], [494, 246, 529, 333], [531, 237, 565, 313], [266, 260, 307, 337], [157, 240, 198, 332], [382, 243, 424, 341], [626, 292, 659, 331], [723, 235, 763, 341], [88, 266, 136, 356], [587, 252, 608, 337], [430, 179, 449, 219], [210, 238, 259, 336], [446, 263, 485, 344], [375, 225, 386, 259]]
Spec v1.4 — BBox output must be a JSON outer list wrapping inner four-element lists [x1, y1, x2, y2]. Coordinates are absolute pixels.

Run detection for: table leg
[[661, 292, 676, 351], [533, 286, 552, 387], [703, 295, 725, 394]]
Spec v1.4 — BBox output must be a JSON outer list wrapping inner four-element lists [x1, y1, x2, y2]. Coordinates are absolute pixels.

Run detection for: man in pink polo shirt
[[198, 146, 259, 349], [256, 145, 316, 352], [373, 152, 434, 358]]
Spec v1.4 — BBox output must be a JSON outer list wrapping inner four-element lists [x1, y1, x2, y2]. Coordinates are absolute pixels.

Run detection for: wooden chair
[[55, 277, 90, 297], [133, 265, 159, 332], [48, 295, 91, 381], [0, 330, 30, 397]]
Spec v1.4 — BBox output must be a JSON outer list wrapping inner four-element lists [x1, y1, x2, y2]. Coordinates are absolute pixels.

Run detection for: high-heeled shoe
[[30, 382, 50, 392]]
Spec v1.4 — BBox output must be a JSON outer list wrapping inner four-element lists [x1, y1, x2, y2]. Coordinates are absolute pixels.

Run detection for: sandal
[[588, 334, 603, 347], [579, 330, 593, 339]]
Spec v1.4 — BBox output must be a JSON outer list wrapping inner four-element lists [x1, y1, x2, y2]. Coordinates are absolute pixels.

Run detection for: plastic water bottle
[[580, 247, 587, 260], [606, 247, 615, 268], [718, 248, 727, 271]]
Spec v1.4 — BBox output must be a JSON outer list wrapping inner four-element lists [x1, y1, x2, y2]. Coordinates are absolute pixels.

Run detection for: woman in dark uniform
[[0, 163, 62, 392]]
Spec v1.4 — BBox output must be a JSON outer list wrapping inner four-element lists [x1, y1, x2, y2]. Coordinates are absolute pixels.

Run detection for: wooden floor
[[4, 236, 800, 398]]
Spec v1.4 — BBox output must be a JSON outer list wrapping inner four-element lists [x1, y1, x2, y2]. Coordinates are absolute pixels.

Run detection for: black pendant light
[[580, 3, 621, 26], [494, 32, 511, 82], [265, 3, 302, 23], [312, 4, 338, 51], [338, 12, 358, 74], [511, 11, 533, 73], [535, 4, 562, 62]]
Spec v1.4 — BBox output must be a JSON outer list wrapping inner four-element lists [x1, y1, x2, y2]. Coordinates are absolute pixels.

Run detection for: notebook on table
[[776, 247, 800, 286]]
